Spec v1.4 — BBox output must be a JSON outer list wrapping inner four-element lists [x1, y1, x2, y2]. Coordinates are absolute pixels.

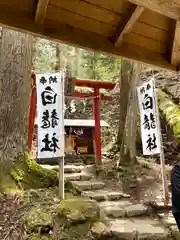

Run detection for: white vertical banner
[[137, 79, 160, 155], [36, 72, 64, 159]]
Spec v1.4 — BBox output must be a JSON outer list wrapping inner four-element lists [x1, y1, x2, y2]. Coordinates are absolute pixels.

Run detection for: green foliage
[[81, 50, 121, 80], [34, 38, 120, 81]]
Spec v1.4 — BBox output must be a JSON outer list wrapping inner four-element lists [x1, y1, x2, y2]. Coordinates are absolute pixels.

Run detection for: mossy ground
[[22, 190, 106, 240], [0, 152, 58, 194]]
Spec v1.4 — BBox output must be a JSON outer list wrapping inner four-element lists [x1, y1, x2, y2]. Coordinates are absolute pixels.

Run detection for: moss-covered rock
[[11, 152, 58, 189], [23, 193, 107, 240], [0, 152, 58, 194], [91, 221, 108, 238], [58, 197, 102, 224], [26, 208, 53, 233], [26, 233, 50, 240], [157, 89, 180, 140]]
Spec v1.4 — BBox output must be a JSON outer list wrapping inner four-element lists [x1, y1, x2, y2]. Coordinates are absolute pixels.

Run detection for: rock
[[150, 200, 172, 210], [134, 218, 169, 240], [71, 180, 105, 191], [91, 221, 108, 237], [109, 218, 169, 240], [83, 164, 96, 174], [99, 200, 131, 218], [170, 225, 180, 240], [65, 173, 91, 181], [81, 190, 130, 201], [107, 191, 128, 200], [58, 197, 102, 224], [157, 210, 177, 227], [109, 219, 136, 240], [26, 208, 53, 233], [64, 165, 83, 173], [82, 190, 106, 201], [103, 206, 126, 218], [125, 204, 148, 217], [27, 233, 50, 240]]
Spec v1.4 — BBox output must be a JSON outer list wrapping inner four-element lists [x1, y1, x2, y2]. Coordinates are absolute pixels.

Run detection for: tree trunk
[[0, 29, 33, 165], [0, 29, 58, 193], [119, 63, 141, 166], [74, 47, 80, 77], [116, 60, 134, 148], [54, 43, 61, 72]]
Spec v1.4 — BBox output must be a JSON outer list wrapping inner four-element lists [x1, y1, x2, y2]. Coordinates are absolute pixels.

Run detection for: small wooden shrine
[[64, 119, 109, 155], [34, 118, 109, 155]]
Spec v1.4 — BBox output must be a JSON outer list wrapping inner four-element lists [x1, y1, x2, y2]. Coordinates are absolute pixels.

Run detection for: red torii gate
[[72, 79, 115, 165], [28, 74, 115, 165]]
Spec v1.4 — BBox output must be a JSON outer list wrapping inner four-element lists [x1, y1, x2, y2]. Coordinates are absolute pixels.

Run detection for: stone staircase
[[50, 164, 180, 239]]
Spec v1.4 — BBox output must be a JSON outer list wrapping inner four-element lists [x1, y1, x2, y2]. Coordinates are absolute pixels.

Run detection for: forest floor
[[99, 157, 172, 204], [0, 155, 173, 239]]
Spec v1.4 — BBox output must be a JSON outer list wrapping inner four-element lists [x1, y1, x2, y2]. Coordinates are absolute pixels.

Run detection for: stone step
[[64, 165, 84, 174], [65, 173, 92, 181], [71, 180, 105, 191], [149, 200, 172, 211], [99, 200, 149, 218], [156, 210, 177, 228], [81, 190, 130, 201], [109, 217, 169, 240]]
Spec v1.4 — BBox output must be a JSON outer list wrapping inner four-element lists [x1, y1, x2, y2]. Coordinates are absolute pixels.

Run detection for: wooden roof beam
[[128, 0, 180, 21], [114, 6, 144, 47], [0, 4, 176, 71], [171, 21, 180, 70], [35, 0, 49, 24]]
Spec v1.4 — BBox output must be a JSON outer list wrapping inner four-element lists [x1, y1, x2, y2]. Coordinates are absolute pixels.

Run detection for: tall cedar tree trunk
[[54, 43, 61, 72], [116, 60, 134, 147], [0, 29, 33, 168], [119, 63, 141, 166], [74, 47, 80, 77]]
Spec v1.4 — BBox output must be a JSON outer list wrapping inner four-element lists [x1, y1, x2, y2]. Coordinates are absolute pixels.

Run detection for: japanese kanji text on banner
[[36, 73, 64, 159], [137, 80, 160, 155]]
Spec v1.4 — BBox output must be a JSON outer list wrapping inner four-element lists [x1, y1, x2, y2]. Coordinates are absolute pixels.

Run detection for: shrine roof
[[35, 118, 109, 127], [0, 0, 180, 71]]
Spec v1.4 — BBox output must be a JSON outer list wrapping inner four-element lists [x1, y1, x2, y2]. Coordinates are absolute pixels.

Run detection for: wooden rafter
[[0, 4, 176, 71], [128, 0, 180, 21], [171, 21, 180, 69], [114, 6, 144, 47], [35, 0, 49, 24]]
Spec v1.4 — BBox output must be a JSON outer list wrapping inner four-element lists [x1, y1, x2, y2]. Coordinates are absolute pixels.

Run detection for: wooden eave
[[0, 0, 180, 71]]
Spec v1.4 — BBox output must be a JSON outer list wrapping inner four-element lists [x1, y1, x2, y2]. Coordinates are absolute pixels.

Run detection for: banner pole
[[59, 73, 65, 199], [152, 78, 169, 201]]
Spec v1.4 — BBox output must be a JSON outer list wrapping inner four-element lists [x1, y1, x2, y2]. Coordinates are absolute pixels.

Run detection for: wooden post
[[152, 78, 169, 201], [59, 73, 65, 199], [28, 73, 37, 151], [93, 87, 102, 165], [59, 156, 64, 199]]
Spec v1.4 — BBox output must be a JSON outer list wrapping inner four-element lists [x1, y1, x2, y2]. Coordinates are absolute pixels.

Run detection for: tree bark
[[116, 60, 134, 148], [119, 62, 141, 166], [54, 43, 61, 72], [0, 29, 33, 166]]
